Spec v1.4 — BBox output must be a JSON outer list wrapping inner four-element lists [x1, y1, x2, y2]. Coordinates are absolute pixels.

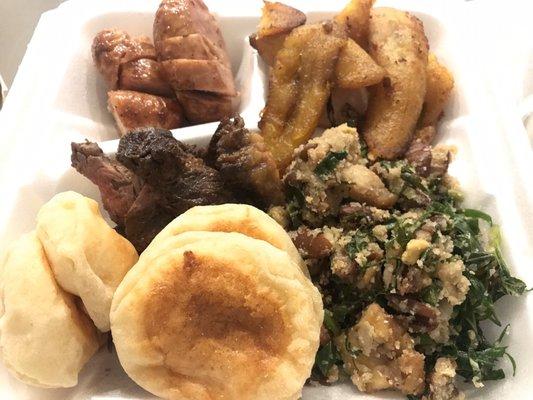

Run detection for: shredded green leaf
[[314, 151, 348, 178]]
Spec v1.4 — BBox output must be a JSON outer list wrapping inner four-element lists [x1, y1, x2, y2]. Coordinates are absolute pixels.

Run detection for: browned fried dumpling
[[36, 191, 138, 331], [111, 231, 322, 400], [0, 232, 103, 387]]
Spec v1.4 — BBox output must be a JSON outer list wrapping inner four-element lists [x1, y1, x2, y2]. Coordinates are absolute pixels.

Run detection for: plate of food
[[0, 0, 531, 399]]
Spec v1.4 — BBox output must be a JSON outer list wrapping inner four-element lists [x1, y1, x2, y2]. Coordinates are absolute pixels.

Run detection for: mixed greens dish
[[270, 124, 527, 399]]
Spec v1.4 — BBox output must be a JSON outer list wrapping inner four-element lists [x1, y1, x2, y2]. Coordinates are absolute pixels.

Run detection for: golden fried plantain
[[259, 22, 345, 170], [249, 1, 306, 66], [363, 8, 429, 160], [257, 1, 306, 37], [334, 0, 375, 48], [418, 53, 454, 127], [335, 38, 385, 89]]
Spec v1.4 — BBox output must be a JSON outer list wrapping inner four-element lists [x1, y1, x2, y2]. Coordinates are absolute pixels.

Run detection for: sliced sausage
[[119, 59, 174, 97], [92, 29, 156, 88], [153, 0, 228, 55], [162, 59, 236, 95], [153, 0, 237, 123], [158, 34, 226, 62], [107, 90, 184, 136], [177, 91, 236, 124]]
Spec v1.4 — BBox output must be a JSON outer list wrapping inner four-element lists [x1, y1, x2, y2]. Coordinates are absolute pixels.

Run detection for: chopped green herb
[[285, 186, 305, 227], [344, 335, 361, 356], [315, 341, 342, 376], [323, 309, 341, 336], [420, 281, 442, 306], [314, 151, 348, 178], [345, 230, 370, 260], [359, 140, 369, 158], [401, 165, 429, 193]]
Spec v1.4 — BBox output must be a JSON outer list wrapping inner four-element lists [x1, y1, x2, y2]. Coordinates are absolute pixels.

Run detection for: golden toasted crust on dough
[[36, 191, 138, 331], [0, 232, 102, 388], [147, 203, 307, 275], [111, 232, 323, 400]]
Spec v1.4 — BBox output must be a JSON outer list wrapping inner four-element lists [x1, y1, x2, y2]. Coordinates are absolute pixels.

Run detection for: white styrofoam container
[[0, 0, 531, 399]]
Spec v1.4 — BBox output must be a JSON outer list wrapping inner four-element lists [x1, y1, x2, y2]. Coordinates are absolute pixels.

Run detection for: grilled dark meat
[[72, 129, 232, 252], [116, 128, 234, 249], [117, 128, 233, 206], [123, 185, 176, 251], [206, 116, 284, 208], [71, 141, 140, 226]]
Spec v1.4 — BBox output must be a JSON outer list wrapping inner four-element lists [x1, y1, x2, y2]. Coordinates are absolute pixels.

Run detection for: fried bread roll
[[111, 231, 322, 400], [36, 191, 138, 331], [0, 232, 102, 388], [146, 203, 307, 275]]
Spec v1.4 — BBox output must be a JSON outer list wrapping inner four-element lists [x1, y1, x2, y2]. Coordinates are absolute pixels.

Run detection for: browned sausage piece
[[157, 34, 226, 62], [153, 0, 228, 58], [161, 59, 236, 95], [177, 91, 236, 124], [107, 90, 184, 136], [153, 0, 237, 124], [119, 59, 174, 97], [92, 29, 157, 88]]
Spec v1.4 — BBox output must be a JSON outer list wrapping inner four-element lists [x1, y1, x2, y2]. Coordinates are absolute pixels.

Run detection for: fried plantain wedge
[[335, 38, 385, 89], [418, 53, 454, 127], [249, 1, 306, 66], [363, 8, 429, 160], [259, 22, 345, 170], [334, 0, 375, 48]]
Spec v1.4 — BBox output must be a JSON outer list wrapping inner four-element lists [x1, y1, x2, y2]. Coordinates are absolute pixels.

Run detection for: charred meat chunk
[[117, 127, 234, 211], [72, 128, 233, 252], [71, 141, 139, 226], [122, 184, 176, 252], [206, 116, 284, 208]]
